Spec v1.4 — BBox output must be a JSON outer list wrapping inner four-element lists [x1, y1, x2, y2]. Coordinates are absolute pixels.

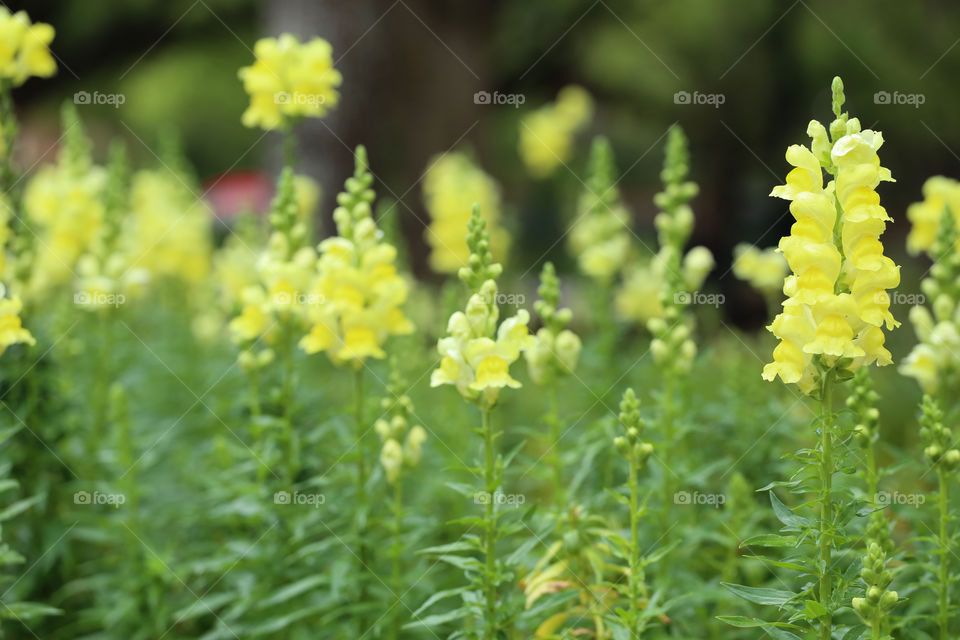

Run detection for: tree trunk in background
[[262, 0, 494, 276]]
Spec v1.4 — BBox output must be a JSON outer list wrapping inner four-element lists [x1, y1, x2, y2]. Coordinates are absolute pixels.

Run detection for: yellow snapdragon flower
[[763, 82, 899, 393], [901, 180, 960, 393], [905, 176, 960, 256], [422, 152, 509, 274], [0, 295, 34, 355], [0, 8, 56, 87], [519, 85, 593, 178], [126, 170, 212, 284], [431, 207, 534, 406], [23, 162, 106, 295], [238, 34, 342, 130], [299, 147, 413, 367], [569, 137, 630, 285], [732, 243, 789, 297]]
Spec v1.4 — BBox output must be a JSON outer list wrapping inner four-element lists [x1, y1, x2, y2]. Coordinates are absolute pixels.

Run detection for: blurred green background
[[6, 0, 958, 337]]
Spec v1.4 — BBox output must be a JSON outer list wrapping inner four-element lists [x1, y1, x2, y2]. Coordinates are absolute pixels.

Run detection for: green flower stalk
[[525, 262, 581, 506], [919, 395, 958, 639], [849, 368, 881, 501], [613, 388, 654, 638], [375, 359, 427, 640], [645, 126, 712, 554], [852, 534, 898, 640], [430, 206, 534, 639]]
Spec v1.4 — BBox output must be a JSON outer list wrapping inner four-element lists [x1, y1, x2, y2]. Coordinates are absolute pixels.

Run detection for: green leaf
[[803, 599, 828, 620], [769, 491, 809, 529], [740, 534, 798, 548], [721, 583, 796, 606]]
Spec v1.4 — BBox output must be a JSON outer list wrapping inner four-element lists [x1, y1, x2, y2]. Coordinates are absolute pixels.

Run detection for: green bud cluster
[[580, 136, 620, 219], [375, 358, 426, 484], [847, 368, 880, 447], [613, 388, 653, 467], [526, 262, 581, 384], [648, 309, 697, 375], [852, 528, 898, 629], [331, 145, 376, 246], [653, 126, 698, 255], [919, 395, 960, 470], [921, 206, 960, 322], [458, 205, 503, 293], [268, 167, 308, 258], [61, 101, 93, 178]]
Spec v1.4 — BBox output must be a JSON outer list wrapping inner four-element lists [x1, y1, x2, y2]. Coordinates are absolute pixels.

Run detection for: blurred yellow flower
[[519, 85, 594, 178], [905, 176, 960, 256], [0, 295, 34, 355], [422, 152, 509, 274], [732, 243, 789, 297], [238, 34, 342, 130], [0, 8, 56, 87]]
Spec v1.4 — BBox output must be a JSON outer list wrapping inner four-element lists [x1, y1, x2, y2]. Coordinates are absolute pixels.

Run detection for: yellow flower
[[0, 295, 34, 355], [519, 86, 593, 178], [229, 288, 270, 343], [906, 176, 960, 256], [0, 8, 56, 87], [732, 243, 789, 296], [422, 152, 509, 274], [300, 147, 413, 367], [238, 34, 341, 130], [126, 170, 212, 285], [431, 210, 533, 406], [764, 98, 899, 392]]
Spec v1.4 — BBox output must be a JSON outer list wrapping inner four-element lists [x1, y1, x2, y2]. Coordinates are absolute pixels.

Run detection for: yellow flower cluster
[[22, 147, 106, 297], [0, 295, 34, 356], [569, 137, 630, 284], [519, 85, 593, 178], [431, 208, 534, 407], [422, 152, 509, 274], [238, 34, 342, 131], [905, 176, 960, 256], [0, 8, 56, 87], [900, 178, 960, 393], [228, 170, 318, 348], [299, 147, 413, 367], [732, 243, 789, 298], [763, 88, 900, 393], [126, 170, 212, 285]]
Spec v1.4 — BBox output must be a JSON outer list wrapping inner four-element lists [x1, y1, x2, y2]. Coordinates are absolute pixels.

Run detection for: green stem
[[818, 371, 835, 640], [282, 118, 297, 170], [628, 449, 641, 638], [279, 318, 297, 480], [390, 477, 403, 640], [481, 406, 497, 640], [0, 82, 16, 194], [548, 384, 564, 507], [355, 368, 370, 635], [937, 464, 949, 640]]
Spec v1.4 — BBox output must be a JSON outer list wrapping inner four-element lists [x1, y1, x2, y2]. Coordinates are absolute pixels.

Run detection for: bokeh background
[[5, 0, 958, 337]]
